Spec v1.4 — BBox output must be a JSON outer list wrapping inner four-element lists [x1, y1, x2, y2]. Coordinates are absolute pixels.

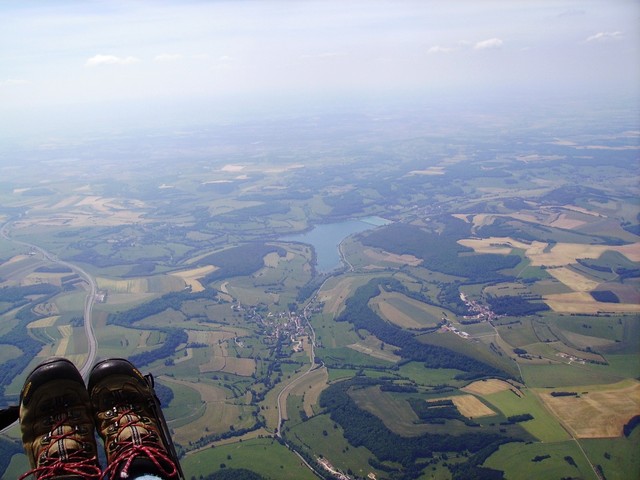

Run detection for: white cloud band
[[85, 54, 140, 67], [473, 38, 503, 50]]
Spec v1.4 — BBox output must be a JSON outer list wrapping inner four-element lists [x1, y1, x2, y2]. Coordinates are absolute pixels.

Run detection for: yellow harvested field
[[459, 236, 640, 267], [27, 316, 60, 328], [549, 213, 587, 230], [96, 277, 148, 293], [449, 395, 496, 418], [170, 265, 217, 293], [538, 380, 640, 438], [3, 254, 30, 265], [507, 212, 546, 224], [544, 292, 640, 314], [54, 325, 72, 357], [362, 248, 422, 267], [546, 267, 599, 292], [458, 237, 544, 256], [452, 214, 471, 223], [559, 204, 605, 217], [531, 242, 640, 267], [463, 379, 516, 396]]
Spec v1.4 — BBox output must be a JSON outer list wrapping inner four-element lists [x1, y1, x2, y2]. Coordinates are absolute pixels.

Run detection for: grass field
[[286, 414, 380, 479], [521, 362, 628, 388], [311, 312, 361, 349], [0, 343, 22, 364], [481, 389, 570, 442], [288, 366, 329, 417], [580, 429, 640, 480], [181, 437, 318, 480], [416, 330, 520, 379], [484, 440, 598, 480], [349, 385, 432, 437], [369, 291, 443, 329], [398, 362, 466, 387], [347, 332, 402, 363], [319, 274, 377, 317]]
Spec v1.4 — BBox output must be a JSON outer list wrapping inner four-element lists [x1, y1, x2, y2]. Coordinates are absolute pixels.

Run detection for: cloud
[[427, 46, 454, 54], [473, 38, 503, 50], [85, 54, 140, 67], [585, 31, 623, 43], [154, 53, 182, 62]]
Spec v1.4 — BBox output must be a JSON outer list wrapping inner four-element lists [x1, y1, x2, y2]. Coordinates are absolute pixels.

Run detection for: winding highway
[[0, 220, 99, 378]]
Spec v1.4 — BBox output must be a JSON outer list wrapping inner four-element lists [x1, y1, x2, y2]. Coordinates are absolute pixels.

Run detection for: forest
[[335, 277, 509, 378], [361, 223, 519, 282], [318, 376, 510, 480]]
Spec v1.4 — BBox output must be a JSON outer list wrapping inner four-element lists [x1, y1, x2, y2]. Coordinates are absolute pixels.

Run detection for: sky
[[1, 0, 639, 139]]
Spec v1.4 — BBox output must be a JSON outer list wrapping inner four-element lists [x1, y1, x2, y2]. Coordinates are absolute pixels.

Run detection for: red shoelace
[[101, 406, 179, 480], [19, 415, 101, 480]]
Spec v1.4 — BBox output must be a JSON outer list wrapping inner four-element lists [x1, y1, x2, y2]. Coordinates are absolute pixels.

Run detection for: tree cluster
[[362, 223, 519, 281], [337, 278, 506, 377], [319, 377, 509, 478]]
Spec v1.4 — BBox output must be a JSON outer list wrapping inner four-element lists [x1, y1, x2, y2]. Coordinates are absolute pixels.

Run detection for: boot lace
[[19, 413, 101, 480], [101, 405, 178, 479]]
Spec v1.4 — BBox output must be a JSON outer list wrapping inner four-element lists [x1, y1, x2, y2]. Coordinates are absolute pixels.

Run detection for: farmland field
[[536, 380, 640, 438], [484, 440, 598, 480], [0, 86, 638, 480]]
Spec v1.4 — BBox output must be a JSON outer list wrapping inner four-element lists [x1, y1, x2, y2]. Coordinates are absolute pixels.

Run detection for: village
[[441, 293, 502, 340]]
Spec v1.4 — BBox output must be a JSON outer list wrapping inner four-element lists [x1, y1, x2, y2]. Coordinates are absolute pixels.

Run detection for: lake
[[281, 216, 391, 272]]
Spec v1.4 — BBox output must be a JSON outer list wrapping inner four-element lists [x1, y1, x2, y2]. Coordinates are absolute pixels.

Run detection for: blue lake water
[[281, 216, 391, 272]]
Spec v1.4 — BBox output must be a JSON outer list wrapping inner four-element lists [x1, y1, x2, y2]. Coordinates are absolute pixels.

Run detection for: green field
[[397, 362, 466, 387], [580, 430, 640, 480], [0, 95, 638, 480], [484, 440, 598, 480], [180, 437, 317, 480], [521, 362, 630, 388], [482, 389, 570, 442], [286, 414, 380, 478]]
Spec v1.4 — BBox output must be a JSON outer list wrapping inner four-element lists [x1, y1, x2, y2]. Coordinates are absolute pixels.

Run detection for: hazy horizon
[[1, 0, 639, 141]]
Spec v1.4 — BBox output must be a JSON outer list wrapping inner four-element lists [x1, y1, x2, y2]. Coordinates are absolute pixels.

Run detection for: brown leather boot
[[88, 358, 183, 479], [19, 357, 101, 480]]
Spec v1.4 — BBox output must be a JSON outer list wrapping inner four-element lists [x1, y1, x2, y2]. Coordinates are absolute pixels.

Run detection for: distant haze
[[1, 0, 638, 139]]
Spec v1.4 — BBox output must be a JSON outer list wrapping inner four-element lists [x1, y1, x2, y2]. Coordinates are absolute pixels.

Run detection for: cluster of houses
[[460, 292, 501, 323], [232, 303, 309, 351]]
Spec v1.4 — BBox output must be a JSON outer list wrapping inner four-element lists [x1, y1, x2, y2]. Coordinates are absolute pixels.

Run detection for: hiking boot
[[88, 358, 183, 479], [19, 357, 101, 480]]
